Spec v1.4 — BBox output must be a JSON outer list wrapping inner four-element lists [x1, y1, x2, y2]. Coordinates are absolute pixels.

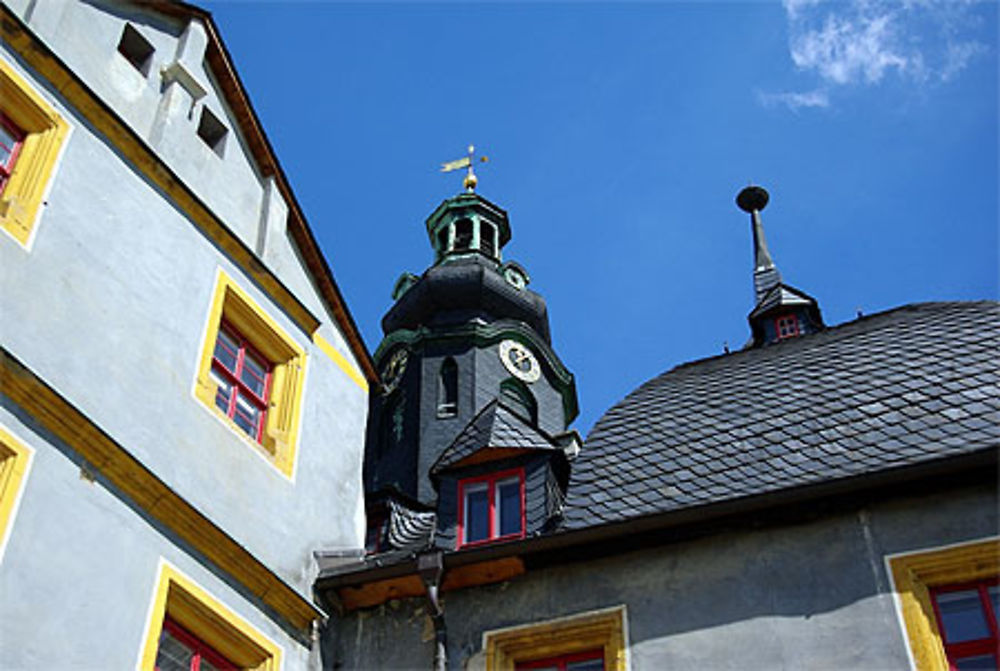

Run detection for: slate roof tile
[[563, 302, 1000, 529]]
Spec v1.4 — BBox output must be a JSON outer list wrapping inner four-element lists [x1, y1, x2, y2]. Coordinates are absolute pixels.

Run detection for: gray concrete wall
[[0, 406, 316, 670], [327, 482, 998, 670], [0, 34, 366, 597]]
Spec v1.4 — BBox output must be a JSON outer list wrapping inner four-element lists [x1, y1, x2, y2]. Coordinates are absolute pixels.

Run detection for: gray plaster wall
[[0, 406, 316, 670], [328, 482, 998, 670], [6, 0, 362, 366], [0, 43, 366, 596]]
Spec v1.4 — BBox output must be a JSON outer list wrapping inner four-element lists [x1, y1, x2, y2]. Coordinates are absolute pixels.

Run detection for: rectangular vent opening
[[197, 107, 228, 157], [117, 24, 154, 76]]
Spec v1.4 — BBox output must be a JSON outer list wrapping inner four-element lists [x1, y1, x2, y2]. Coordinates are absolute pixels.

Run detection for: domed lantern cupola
[[427, 146, 511, 264]]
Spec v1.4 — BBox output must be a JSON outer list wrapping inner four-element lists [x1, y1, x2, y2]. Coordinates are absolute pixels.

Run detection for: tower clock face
[[498, 339, 541, 383], [380, 348, 408, 395]]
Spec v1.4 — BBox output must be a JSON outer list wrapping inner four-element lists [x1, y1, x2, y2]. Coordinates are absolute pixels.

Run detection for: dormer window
[[775, 314, 799, 340], [457, 468, 524, 548]]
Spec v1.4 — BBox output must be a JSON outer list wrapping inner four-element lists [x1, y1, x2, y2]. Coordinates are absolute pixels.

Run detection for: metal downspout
[[418, 551, 447, 671]]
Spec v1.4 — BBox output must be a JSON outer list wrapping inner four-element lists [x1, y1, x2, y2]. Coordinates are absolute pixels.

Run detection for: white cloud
[[790, 12, 909, 84], [756, 88, 831, 111], [760, 0, 989, 110]]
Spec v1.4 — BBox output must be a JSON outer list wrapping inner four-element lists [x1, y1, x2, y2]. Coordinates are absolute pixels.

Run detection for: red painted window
[[155, 618, 236, 671], [516, 649, 605, 671], [775, 314, 799, 340], [930, 578, 999, 670], [0, 114, 25, 196], [457, 468, 525, 548], [210, 322, 272, 443]]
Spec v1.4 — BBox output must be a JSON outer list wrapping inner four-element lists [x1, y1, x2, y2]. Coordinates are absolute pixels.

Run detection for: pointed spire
[[735, 185, 825, 346], [737, 185, 782, 303]]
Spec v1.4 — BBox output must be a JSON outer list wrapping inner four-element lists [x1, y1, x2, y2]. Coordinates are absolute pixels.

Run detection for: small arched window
[[500, 378, 537, 425], [454, 218, 474, 250], [438, 358, 458, 417], [480, 221, 496, 258]]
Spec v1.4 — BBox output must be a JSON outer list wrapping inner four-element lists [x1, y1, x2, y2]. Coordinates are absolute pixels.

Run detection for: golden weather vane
[[440, 144, 488, 193]]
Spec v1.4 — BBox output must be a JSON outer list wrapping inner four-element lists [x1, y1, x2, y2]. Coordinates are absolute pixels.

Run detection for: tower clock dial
[[498, 339, 541, 383], [380, 348, 409, 395]]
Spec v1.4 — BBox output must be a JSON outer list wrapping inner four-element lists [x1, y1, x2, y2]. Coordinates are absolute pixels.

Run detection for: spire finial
[[736, 184, 781, 303], [440, 145, 489, 193]]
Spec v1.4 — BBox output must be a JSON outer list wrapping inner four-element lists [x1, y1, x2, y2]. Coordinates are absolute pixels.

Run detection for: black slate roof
[[431, 400, 556, 474], [565, 302, 1000, 529]]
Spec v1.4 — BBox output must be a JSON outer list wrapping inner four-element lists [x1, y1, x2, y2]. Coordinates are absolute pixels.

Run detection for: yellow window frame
[[887, 537, 1000, 671], [0, 424, 34, 563], [483, 605, 628, 671], [138, 560, 283, 671], [194, 270, 307, 479], [0, 57, 69, 247]]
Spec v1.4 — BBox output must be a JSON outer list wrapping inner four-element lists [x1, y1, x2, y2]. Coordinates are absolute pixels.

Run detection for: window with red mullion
[[515, 648, 605, 671], [211, 322, 272, 443], [456, 467, 525, 549], [775, 314, 799, 340], [155, 618, 237, 671], [0, 114, 25, 196], [930, 577, 1000, 670]]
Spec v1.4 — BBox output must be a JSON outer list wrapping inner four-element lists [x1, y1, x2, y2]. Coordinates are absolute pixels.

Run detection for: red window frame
[[156, 618, 237, 671], [0, 114, 25, 196], [456, 467, 525, 549], [930, 577, 999, 670], [516, 648, 605, 670], [774, 314, 799, 340], [211, 321, 272, 444]]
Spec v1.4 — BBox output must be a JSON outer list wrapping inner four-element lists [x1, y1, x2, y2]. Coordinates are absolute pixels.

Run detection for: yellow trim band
[[888, 538, 1000, 671], [0, 56, 70, 247], [139, 559, 283, 671], [0, 424, 34, 563], [0, 347, 322, 633], [484, 605, 628, 671], [314, 333, 368, 392]]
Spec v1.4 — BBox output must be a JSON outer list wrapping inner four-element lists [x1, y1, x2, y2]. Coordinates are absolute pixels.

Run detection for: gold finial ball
[[463, 172, 478, 191]]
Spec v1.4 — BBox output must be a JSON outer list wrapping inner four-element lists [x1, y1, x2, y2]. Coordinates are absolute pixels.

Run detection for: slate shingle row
[[564, 302, 1000, 528]]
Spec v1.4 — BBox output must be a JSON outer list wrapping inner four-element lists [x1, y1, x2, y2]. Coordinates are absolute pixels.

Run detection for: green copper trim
[[374, 322, 579, 424]]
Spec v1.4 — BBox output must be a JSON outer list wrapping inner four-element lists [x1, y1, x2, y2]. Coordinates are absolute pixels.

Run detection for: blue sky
[[204, 0, 997, 435]]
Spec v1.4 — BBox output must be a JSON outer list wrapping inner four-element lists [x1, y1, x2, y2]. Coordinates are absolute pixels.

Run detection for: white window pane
[[213, 330, 239, 372], [212, 372, 232, 414], [568, 658, 605, 671], [464, 484, 489, 543], [936, 589, 990, 643], [497, 478, 521, 537], [155, 628, 194, 671], [241, 351, 268, 397], [234, 394, 261, 437], [0, 124, 17, 165], [955, 655, 998, 671]]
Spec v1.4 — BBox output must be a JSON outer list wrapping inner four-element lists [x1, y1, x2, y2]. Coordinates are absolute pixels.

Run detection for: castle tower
[[363, 179, 579, 554]]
